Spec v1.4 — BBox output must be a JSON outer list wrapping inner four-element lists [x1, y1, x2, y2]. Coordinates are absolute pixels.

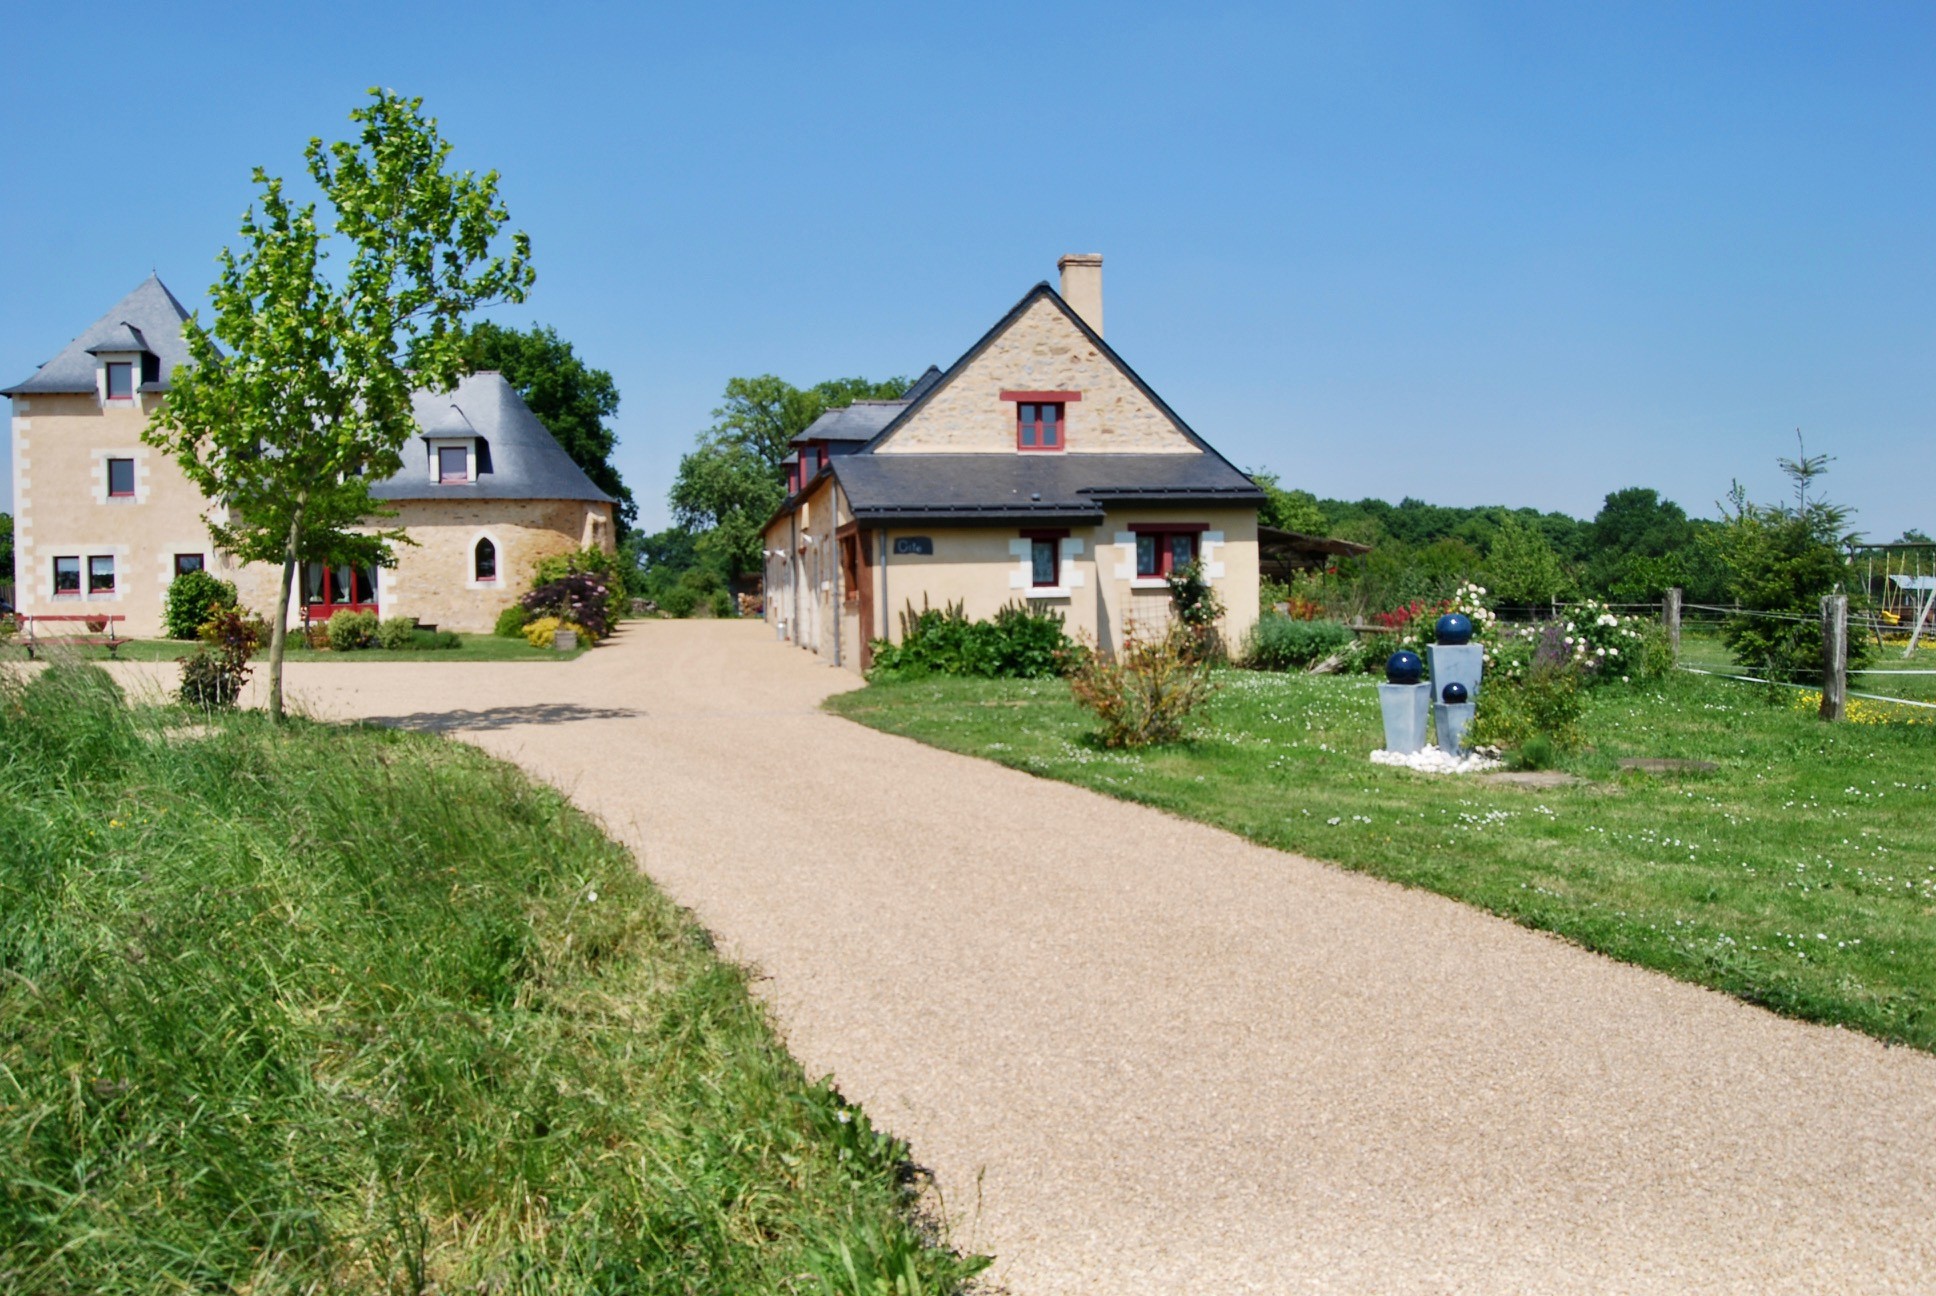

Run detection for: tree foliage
[[1708, 437, 1868, 685], [1483, 513, 1570, 606], [145, 89, 533, 718], [669, 373, 906, 581], [1249, 471, 1327, 534], [0, 513, 13, 593], [443, 322, 634, 532]]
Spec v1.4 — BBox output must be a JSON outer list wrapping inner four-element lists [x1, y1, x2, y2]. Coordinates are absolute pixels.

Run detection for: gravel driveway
[[111, 621, 1936, 1293]]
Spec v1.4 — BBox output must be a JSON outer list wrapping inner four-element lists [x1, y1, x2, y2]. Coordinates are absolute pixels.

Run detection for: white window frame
[[427, 438, 476, 485], [466, 529, 504, 590]]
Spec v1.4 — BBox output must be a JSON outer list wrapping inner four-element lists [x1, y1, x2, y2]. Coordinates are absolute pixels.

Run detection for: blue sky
[[3, 1, 1930, 538]]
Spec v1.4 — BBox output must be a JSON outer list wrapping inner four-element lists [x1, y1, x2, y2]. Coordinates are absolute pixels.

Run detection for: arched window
[[474, 537, 497, 583]]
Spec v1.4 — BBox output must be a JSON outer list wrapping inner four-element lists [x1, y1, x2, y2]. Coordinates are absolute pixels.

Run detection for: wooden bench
[[16, 613, 128, 659]]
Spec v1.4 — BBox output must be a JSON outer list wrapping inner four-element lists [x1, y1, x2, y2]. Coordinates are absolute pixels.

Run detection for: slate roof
[[769, 281, 1263, 527], [833, 452, 1263, 524], [369, 371, 613, 504], [791, 400, 909, 445], [4, 274, 194, 395]]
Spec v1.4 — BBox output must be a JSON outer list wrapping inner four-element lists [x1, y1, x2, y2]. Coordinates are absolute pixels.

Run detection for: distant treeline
[[1254, 474, 1730, 609]]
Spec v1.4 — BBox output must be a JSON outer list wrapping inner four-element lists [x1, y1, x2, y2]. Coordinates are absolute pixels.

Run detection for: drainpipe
[[879, 529, 889, 645], [832, 527, 843, 670]]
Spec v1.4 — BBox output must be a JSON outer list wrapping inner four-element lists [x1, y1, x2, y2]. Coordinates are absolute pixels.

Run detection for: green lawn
[[0, 664, 984, 1293], [1678, 625, 1936, 705], [3, 632, 583, 663], [829, 666, 1936, 1051]]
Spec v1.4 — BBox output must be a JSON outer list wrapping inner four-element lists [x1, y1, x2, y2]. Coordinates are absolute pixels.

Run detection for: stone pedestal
[[1435, 702, 1476, 756], [1426, 643, 1484, 701], [1377, 682, 1431, 754]]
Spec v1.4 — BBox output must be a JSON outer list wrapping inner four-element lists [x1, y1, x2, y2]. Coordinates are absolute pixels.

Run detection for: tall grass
[[0, 664, 983, 1294]]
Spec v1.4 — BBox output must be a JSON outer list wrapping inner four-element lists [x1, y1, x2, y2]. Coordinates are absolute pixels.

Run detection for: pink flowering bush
[[520, 573, 614, 641]]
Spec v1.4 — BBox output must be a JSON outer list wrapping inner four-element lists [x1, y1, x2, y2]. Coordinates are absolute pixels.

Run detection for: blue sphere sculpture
[[1441, 681, 1470, 705], [1385, 650, 1424, 685], [1435, 612, 1473, 645]]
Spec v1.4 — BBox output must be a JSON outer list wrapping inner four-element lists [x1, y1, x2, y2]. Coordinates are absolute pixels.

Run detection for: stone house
[[763, 255, 1264, 671], [4, 275, 615, 638]]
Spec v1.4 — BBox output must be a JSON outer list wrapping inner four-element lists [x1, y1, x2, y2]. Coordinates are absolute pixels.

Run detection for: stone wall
[[877, 295, 1198, 455], [9, 390, 613, 637]]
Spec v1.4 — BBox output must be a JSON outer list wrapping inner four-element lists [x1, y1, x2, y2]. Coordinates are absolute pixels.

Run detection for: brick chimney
[[1058, 253, 1103, 337]]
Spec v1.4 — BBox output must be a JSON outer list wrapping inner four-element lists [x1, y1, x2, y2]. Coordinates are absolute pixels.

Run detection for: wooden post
[[1664, 587, 1682, 662], [1820, 593, 1847, 722]]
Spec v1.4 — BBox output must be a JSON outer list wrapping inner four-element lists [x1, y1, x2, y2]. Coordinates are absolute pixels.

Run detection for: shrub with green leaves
[[493, 603, 530, 637], [1469, 625, 1586, 755], [533, 546, 626, 625], [1245, 615, 1353, 670], [1068, 620, 1219, 747], [162, 569, 238, 639], [868, 599, 1075, 680], [376, 616, 418, 650], [325, 609, 379, 651], [178, 606, 263, 710]]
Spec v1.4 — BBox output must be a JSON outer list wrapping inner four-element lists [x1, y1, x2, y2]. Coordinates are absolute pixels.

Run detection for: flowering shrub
[[521, 573, 613, 641], [522, 615, 589, 649]]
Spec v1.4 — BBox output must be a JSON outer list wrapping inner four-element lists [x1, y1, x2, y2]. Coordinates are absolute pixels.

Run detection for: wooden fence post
[[1664, 587, 1682, 662], [1820, 593, 1847, 722]]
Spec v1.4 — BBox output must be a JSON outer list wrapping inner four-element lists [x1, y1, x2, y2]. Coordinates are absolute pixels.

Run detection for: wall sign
[[893, 536, 934, 555]]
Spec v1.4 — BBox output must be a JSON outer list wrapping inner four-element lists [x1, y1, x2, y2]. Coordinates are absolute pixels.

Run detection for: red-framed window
[[174, 553, 205, 577], [302, 562, 379, 615], [1002, 390, 1081, 452], [437, 445, 469, 483], [88, 555, 116, 594], [104, 362, 133, 400], [107, 457, 135, 498], [1131, 523, 1208, 578], [53, 556, 81, 595], [1023, 528, 1068, 588], [474, 537, 497, 582]]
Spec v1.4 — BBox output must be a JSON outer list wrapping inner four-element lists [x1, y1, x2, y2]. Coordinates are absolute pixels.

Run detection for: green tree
[[1585, 487, 1695, 596], [443, 322, 635, 532], [670, 374, 906, 581], [1249, 470, 1327, 534], [1483, 513, 1570, 605], [0, 513, 13, 593], [1707, 436, 1868, 688], [146, 90, 533, 719]]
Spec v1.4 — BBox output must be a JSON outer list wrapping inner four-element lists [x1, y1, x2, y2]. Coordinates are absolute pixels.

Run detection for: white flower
[[586, 889, 599, 903]]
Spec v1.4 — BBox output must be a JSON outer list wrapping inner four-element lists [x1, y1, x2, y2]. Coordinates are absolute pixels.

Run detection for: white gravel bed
[[1370, 745, 1502, 774]]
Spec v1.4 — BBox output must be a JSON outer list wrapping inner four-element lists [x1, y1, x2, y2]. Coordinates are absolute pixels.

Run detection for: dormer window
[[105, 362, 133, 400], [427, 437, 483, 485], [439, 445, 469, 483], [141, 353, 160, 386]]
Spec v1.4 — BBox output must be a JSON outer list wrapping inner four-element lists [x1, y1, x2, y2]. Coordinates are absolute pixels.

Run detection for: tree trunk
[[268, 509, 303, 721]]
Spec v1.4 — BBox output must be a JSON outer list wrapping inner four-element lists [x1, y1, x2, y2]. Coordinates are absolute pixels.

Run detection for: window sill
[[1026, 587, 1074, 600], [1129, 577, 1174, 591]]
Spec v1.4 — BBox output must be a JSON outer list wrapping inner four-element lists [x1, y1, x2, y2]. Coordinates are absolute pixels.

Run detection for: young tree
[[146, 90, 533, 719], [0, 513, 13, 595], [1707, 436, 1867, 687], [1483, 513, 1570, 606], [670, 373, 907, 581], [442, 322, 635, 532]]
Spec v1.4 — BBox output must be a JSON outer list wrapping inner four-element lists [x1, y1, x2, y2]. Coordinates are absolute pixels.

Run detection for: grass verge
[[0, 664, 985, 1293], [828, 667, 1936, 1051]]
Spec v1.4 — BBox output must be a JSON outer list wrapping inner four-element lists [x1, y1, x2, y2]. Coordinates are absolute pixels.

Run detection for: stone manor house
[[5, 276, 616, 637], [764, 255, 1265, 672]]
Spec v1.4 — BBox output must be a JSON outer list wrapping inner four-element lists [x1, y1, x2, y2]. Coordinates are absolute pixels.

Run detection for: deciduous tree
[[146, 90, 533, 718], [670, 374, 906, 581]]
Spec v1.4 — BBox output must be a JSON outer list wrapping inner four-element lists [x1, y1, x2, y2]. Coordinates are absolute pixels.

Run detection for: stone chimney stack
[[1058, 253, 1103, 337]]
